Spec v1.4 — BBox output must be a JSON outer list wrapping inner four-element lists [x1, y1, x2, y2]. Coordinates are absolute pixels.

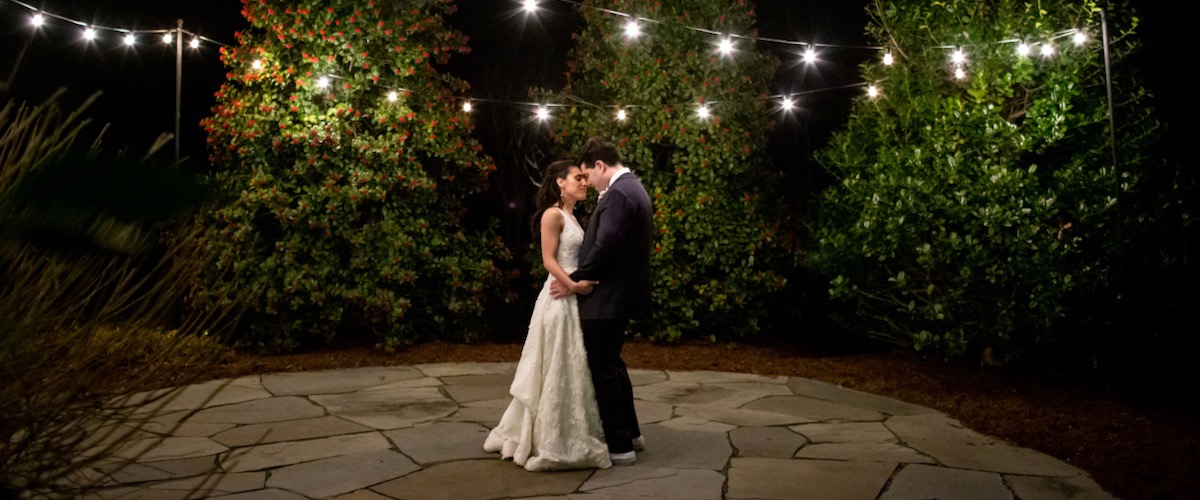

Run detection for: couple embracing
[[483, 138, 654, 470]]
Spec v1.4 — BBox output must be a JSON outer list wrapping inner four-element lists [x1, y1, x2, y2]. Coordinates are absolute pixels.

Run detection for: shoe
[[632, 435, 646, 451], [610, 450, 636, 466]]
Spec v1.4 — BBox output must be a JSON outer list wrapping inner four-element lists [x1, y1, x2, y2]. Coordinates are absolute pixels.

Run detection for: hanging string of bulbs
[[3, 0, 1095, 124]]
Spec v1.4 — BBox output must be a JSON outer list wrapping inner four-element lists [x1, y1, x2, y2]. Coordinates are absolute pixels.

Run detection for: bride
[[483, 159, 612, 471]]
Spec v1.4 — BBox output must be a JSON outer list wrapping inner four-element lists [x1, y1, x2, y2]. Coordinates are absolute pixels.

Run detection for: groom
[[551, 137, 654, 465]]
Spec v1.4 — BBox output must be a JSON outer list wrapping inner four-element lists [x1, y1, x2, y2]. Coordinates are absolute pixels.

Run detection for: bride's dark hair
[[531, 159, 578, 239]]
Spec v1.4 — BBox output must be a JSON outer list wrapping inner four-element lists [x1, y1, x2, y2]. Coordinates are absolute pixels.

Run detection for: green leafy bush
[[810, 0, 1161, 362], [197, 0, 508, 351], [550, 0, 793, 342]]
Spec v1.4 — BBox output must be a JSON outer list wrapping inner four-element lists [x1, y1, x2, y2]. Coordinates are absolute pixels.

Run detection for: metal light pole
[[1100, 9, 1125, 299], [1100, 10, 1117, 175], [175, 19, 183, 162]]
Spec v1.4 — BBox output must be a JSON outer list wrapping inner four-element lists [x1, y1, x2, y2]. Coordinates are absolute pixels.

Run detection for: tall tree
[[550, 0, 793, 342], [199, 0, 506, 351], [810, 0, 1163, 365]]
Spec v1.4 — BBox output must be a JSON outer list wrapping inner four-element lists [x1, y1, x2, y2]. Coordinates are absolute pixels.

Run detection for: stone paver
[[219, 432, 390, 472], [265, 449, 419, 498], [580, 468, 724, 499], [879, 463, 1012, 500], [211, 415, 371, 447], [261, 366, 424, 396], [886, 413, 1084, 476], [384, 422, 494, 464], [729, 426, 807, 458], [371, 459, 590, 500], [726, 457, 895, 499], [188, 396, 325, 425], [66, 363, 1117, 499]]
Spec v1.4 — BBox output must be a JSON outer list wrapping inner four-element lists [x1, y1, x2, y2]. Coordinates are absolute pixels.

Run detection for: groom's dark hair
[[577, 137, 621, 168]]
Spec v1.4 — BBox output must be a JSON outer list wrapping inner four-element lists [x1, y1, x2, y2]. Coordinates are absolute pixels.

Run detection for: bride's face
[[558, 166, 589, 203]]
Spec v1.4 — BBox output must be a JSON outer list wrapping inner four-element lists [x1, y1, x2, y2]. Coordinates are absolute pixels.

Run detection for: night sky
[[0, 0, 1190, 188]]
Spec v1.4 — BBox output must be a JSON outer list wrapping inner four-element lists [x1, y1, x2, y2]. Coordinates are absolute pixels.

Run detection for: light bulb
[[1040, 43, 1055, 57], [317, 76, 331, 89], [624, 20, 640, 40], [251, 59, 263, 70], [163, 32, 174, 44], [1073, 31, 1088, 46], [782, 97, 795, 111], [387, 91, 398, 102], [717, 37, 735, 56], [616, 108, 627, 121], [868, 85, 879, 98], [522, 0, 537, 13], [803, 47, 817, 63], [535, 106, 550, 121], [950, 48, 966, 65], [83, 27, 97, 41], [189, 38, 200, 49], [31, 14, 44, 27], [882, 52, 893, 65], [697, 104, 711, 120], [954, 66, 966, 80], [1017, 42, 1031, 57], [124, 33, 136, 46], [462, 101, 473, 113]]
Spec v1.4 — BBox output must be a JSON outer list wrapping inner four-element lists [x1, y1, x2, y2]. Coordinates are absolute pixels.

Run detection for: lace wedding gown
[[483, 208, 612, 471]]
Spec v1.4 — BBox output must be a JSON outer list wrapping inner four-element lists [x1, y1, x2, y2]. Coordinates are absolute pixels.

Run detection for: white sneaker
[[610, 450, 636, 466], [632, 435, 646, 451]]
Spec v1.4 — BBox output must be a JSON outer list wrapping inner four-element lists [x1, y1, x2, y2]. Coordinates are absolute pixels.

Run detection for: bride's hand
[[573, 280, 598, 295], [549, 279, 570, 299]]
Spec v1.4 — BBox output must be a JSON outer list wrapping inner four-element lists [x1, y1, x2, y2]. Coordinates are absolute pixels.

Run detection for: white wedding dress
[[483, 208, 612, 471]]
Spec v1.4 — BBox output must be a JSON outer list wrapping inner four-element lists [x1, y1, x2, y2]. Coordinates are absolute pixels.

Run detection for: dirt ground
[[198, 339, 1198, 500]]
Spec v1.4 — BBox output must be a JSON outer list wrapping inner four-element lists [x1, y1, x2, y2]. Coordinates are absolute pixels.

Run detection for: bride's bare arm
[[541, 209, 595, 296]]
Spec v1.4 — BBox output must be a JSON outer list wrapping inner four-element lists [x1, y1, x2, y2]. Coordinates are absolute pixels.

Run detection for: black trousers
[[581, 318, 641, 453]]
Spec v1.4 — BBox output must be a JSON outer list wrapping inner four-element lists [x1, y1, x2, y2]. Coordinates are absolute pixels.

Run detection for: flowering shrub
[[551, 0, 793, 341], [810, 0, 1161, 362], [198, 0, 507, 351]]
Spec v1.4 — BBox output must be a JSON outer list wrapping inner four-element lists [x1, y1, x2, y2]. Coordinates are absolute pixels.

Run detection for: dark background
[[0, 0, 1191, 250]]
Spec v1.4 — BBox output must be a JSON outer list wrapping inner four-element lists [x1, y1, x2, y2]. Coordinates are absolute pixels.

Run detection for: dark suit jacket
[[570, 172, 655, 320]]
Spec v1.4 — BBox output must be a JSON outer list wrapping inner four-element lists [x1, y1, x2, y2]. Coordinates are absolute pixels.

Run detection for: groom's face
[[580, 161, 609, 191]]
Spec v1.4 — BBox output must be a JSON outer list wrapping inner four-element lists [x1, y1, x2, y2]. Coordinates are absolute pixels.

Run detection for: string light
[[387, 90, 399, 102], [624, 19, 641, 40], [717, 37, 735, 56], [0, 0, 1102, 132], [950, 48, 967, 65]]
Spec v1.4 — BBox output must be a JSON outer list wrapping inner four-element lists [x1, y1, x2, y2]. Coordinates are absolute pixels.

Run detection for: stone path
[[72, 363, 1116, 499]]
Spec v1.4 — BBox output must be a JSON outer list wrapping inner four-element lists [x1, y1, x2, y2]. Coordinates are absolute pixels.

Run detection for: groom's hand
[[573, 280, 598, 296]]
